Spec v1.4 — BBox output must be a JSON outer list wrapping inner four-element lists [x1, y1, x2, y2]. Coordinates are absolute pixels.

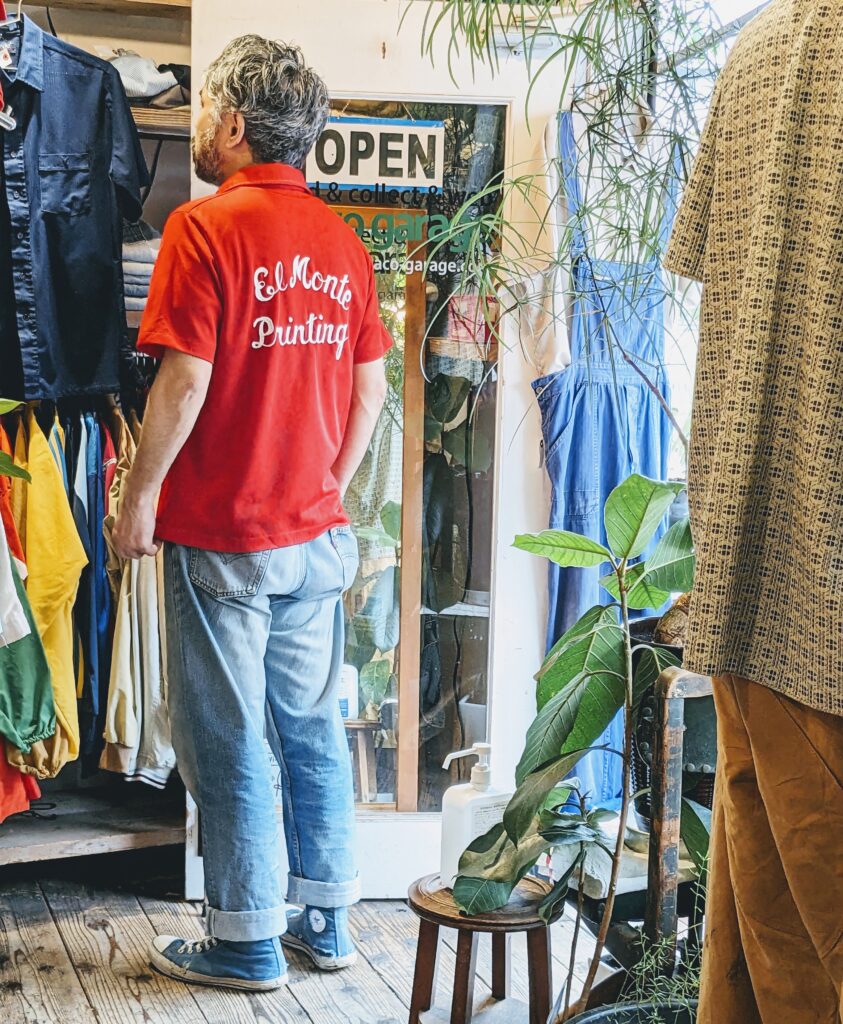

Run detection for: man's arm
[[333, 359, 388, 496], [112, 350, 213, 559]]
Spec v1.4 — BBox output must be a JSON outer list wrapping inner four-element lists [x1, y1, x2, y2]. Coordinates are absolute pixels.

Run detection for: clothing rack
[[0, 1, 199, 896]]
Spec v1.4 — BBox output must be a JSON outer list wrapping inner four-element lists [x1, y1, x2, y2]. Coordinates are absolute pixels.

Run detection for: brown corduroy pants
[[698, 676, 843, 1024]]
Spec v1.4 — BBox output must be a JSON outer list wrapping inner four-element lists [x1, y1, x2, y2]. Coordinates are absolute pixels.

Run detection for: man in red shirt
[[113, 35, 390, 991]]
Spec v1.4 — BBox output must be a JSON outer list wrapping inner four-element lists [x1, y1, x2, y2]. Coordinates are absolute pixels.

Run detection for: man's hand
[[113, 492, 161, 560]]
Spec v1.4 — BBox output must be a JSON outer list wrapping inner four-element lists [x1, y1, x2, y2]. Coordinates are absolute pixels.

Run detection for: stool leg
[[527, 927, 552, 1024], [409, 919, 440, 1022], [349, 736, 362, 803], [365, 731, 378, 801], [356, 732, 371, 802], [491, 933, 511, 1000], [450, 931, 478, 1024]]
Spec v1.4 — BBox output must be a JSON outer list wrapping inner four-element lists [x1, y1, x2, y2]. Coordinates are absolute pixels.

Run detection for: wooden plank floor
[[0, 850, 603, 1024]]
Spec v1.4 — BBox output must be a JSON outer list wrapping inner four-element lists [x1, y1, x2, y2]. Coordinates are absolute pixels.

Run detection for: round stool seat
[[406, 874, 561, 1024], [409, 873, 562, 931]]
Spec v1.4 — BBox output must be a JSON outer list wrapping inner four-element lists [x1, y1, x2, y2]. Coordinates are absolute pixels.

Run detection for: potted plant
[[451, 473, 705, 1022]]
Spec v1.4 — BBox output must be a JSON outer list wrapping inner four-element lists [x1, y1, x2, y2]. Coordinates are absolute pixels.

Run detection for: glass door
[[311, 100, 507, 813]]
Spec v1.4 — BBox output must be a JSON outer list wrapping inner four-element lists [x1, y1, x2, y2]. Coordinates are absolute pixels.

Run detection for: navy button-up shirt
[[0, 17, 149, 399]]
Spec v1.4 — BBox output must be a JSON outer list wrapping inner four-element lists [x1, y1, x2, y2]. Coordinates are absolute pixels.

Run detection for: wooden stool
[[407, 873, 562, 1024]]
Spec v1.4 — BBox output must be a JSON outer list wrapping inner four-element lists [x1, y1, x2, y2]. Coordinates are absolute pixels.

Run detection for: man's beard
[[192, 122, 223, 186]]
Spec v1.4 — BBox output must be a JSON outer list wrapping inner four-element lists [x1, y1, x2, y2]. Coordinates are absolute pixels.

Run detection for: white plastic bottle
[[338, 664, 359, 720], [439, 742, 512, 889]]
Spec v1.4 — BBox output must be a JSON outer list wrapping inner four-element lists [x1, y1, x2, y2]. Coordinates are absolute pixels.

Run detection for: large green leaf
[[681, 798, 712, 883], [600, 562, 672, 611], [636, 518, 695, 594], [632, 645, 682, 706], [504, 749, 589, 844], [517, 676, 592, 782], [359, 659, 392, 706], [536, 616, 625, 708], [521, 662, 626, 784], [543, 783, 577, 811], [380, 500, 402, 542], [542, 604, 619, 672], [604, 475, 685, 561], [538, 849, 585, 923], [0, 399, 22, 416], [537, 811, 600, 847], [514, 530, 613, 570], [559, 670, 626, 763], [453, 820, 551, 914], [353, 566, 399, 651], [0, 451, 30, 483]]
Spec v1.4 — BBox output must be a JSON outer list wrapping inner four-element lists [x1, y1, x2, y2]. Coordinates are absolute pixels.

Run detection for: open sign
[[306, 116, 445, 189]]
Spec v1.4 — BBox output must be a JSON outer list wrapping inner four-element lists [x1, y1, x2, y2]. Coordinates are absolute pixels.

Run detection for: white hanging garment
[[514, 115, 571, 377], [0, 527, 30, 648]]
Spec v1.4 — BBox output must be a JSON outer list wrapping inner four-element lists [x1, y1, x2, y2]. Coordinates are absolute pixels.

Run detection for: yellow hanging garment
[[8, 410, 88, 779]]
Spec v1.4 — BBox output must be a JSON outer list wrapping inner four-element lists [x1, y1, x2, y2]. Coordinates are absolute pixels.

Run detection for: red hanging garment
[[0, 743, 40, 823]]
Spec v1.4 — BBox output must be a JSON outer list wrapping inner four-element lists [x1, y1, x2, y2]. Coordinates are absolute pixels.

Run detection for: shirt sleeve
[[663, 77, 723, 283], [353, 261, 394, 364], [107, 65, 150, 223], [137, 209, 223, 364]]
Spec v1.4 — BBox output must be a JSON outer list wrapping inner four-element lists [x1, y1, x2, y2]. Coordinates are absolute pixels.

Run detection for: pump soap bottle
[[439, 742, 512, 889]]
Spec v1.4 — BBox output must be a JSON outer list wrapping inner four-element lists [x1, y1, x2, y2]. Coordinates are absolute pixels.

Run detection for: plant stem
[[561, 569, 635, 1021], [563, 827, 588, 1016]]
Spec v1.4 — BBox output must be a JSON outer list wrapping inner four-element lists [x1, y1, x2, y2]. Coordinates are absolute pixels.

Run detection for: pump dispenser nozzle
[[442, 742, 492, 789]]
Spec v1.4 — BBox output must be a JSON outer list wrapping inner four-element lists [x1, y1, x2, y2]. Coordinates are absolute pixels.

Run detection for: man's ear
[[223, 111, 247, 150]]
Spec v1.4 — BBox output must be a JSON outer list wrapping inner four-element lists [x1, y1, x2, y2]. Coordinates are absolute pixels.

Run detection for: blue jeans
[[164, 528, 361, 942]]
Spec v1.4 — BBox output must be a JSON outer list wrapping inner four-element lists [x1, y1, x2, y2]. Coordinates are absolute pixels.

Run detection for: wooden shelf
[[23, 0, 190, 19], [0, 791, 185, 866], [132, 105, 191, 141]]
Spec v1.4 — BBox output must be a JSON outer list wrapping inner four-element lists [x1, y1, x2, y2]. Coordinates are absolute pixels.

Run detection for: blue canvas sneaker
[[281, 906, 357, 970], [150, 934, 288, 991]]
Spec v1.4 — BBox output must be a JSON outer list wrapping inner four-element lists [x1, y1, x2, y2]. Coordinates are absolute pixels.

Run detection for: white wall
[[191, 1, 564, 863]]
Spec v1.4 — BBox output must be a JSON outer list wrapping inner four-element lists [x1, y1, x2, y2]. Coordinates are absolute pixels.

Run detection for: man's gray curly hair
[[203, 35, 329, 168]]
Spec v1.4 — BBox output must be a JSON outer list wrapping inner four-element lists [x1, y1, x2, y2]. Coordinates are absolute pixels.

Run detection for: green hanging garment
[[0, 553, 56, 752]]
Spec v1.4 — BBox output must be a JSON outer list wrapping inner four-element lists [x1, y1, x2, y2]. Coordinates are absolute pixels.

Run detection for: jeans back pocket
[[188, 549, 271, 599], [329, 526, 360, 594]]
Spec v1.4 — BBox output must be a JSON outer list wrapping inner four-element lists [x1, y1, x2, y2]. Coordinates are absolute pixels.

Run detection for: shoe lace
[[177, 937, 219, 955]]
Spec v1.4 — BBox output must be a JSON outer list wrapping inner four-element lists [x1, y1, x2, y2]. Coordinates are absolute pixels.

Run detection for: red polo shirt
[[137, 163, 392, 552]]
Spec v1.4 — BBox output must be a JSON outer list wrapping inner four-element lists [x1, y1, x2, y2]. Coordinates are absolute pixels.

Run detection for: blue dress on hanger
[[531, 112, 674, 806]]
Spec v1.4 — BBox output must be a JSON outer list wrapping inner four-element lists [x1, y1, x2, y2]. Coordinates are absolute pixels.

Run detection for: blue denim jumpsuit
[[532, 112, 674, 805]]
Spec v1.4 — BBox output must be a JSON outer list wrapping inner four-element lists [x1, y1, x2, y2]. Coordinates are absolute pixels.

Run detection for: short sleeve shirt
[[0, 16, 148, 400], [664, 0, 843, 715], [138, 163, 392, 553]]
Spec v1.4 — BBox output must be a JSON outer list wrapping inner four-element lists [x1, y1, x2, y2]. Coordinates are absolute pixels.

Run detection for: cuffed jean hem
[[286, 873, 361, 908], [206, 905, 289, 941]]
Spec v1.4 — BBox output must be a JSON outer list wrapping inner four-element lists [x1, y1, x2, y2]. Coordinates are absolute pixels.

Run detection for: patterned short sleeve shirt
[[664, 0, 843, 715]]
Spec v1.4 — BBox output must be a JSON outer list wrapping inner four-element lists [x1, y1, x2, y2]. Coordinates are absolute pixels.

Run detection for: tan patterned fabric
[[664, 0, 843, 715]]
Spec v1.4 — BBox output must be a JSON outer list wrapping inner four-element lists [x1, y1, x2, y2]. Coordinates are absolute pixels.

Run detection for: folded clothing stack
[[111, 50, 191, 109], [123, 221, 161, 313]]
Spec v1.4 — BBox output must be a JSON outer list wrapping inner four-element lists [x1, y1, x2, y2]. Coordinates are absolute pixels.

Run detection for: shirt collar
[[7, 16, 44, 92], [217, 163, 311, 195]]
